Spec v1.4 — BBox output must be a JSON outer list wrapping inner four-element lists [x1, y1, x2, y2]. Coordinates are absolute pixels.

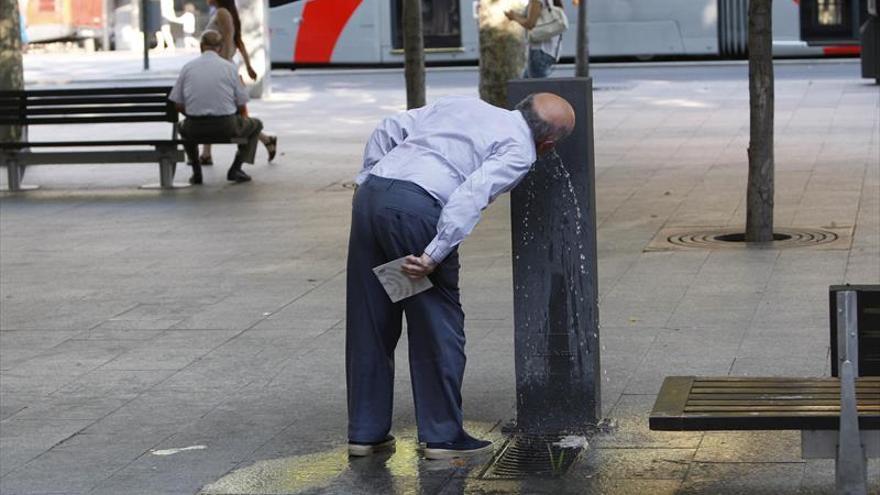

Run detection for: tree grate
[[478, 434, 584, 479], [645, 226, 852, 251]]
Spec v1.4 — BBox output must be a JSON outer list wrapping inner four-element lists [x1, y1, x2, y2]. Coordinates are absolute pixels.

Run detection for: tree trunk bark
[[574, 0, 589, 78], [1, 0, 24, 142], [746, 0, 775, 242], [478, 0, 526, 107], [403, 0, 426, 109]]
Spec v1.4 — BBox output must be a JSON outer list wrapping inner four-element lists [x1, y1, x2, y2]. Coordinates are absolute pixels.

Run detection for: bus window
[[800, 0, 866, 44], [392, 0, 462, 50]]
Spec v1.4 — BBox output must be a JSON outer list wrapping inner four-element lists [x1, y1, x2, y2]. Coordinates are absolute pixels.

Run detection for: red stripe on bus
[[823, 45, 861, 55], [294, 0, 363, 63]]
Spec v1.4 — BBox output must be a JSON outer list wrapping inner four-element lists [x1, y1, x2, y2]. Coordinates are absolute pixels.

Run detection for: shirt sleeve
[[168, 70, 185, 104], [423, 141, 535, 263], [231, 65, 249, 107], [356, 106, 426, 185]]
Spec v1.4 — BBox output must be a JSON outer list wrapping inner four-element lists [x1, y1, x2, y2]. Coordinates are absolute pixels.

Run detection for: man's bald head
[[200, 30, 223, 53], [515, 92, 576, 156]]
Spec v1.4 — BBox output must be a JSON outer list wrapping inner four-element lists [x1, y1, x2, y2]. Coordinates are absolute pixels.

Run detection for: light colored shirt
[[528, 0, 563, 60], [358, 96, 537, 263], [168, 51, 248, 117], [180, 12, 196, 35]]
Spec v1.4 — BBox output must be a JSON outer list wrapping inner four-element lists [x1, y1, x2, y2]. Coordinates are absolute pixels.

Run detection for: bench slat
[[0, 116, 174, 125], [689, 394, 863, 400], [689, 399, 880, 406], [0, 140, 183, 149], [691, 387, 877, 394], [6, 150, 184, 166], [22, 105, 170, 116], [15, 95, 170, 106], [693, 379, 879, 386], [684, 405, 880, 412], [650, 376, 880, 431], [0, 86, 172, 97]]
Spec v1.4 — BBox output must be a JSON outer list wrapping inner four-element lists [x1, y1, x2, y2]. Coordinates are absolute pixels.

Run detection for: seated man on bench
[[168, 30, 262, 184]]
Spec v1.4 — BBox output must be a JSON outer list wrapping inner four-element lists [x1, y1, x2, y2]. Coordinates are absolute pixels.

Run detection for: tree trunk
[[403, 0, 426, 109], [574, 0, 589, 78], [746, 0, 774, 242], [0, 0, 24, 142], [478, 0, 526, 107]]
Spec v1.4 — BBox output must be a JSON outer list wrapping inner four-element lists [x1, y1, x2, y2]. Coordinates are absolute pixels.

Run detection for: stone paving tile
[[678, 462, 806, 495], [0, 419, 94, 477], [693, 431, 804, 462], [0, 449, 132, 494], [0, 393, 39, 421], [598, 394, 702, 449], [798, 459, 880, 495], [6, 394, 132, 421], [579, 447, 695, 481], [99, 329, 243, 371]]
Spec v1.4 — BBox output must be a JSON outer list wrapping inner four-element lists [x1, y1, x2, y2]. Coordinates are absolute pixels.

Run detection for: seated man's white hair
[[200, 30, 223, 49]]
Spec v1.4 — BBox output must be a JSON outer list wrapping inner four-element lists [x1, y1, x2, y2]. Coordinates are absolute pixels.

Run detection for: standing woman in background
[[505, 0, 566, 78], [199, 0, 277, 165]]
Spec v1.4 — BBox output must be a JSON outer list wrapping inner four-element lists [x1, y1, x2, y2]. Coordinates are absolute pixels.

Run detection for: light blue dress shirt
[[168, 51, 249, 117], [357, 96, 537, 263]]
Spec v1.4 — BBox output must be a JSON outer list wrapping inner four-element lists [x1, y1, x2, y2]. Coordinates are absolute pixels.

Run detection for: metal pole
[[141, 0, 149, 70], [836, 290, 860, 377], [835, 290, 867, 495], [574, 0, 589, 77], [102, 0, 110, 50]]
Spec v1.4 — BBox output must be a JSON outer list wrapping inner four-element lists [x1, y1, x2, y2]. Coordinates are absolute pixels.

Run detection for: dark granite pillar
[[861, 10, 879, 82], [507, 78, 600, 433]]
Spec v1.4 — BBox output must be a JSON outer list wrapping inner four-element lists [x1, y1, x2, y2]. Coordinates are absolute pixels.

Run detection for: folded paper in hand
[[373, 257, 433, 303]]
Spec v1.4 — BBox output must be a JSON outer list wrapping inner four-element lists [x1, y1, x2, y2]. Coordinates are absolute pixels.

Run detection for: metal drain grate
[[479, 434, 584, 479], [645, 226, 852, 252]]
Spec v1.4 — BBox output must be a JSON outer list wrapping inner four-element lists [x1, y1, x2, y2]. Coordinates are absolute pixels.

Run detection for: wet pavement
[[1, 56, 879, 494]]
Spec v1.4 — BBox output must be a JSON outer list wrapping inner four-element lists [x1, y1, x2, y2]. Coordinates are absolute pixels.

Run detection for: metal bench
[[649, 289, 880, 494], [0, 86, 186, 191]]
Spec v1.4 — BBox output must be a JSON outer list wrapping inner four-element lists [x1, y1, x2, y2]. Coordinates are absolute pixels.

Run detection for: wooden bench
[[650, 376, 880, 431], [649, 288, 880, 494], [0, 86, 186, 191]]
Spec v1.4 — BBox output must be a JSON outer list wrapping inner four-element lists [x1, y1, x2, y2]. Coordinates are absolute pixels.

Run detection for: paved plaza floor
[[1, 56, 878, 494]]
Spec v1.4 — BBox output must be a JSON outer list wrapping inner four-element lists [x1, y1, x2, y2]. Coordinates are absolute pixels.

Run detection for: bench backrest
[[0, 87, 178, 126], [830, 285, 880, 377]]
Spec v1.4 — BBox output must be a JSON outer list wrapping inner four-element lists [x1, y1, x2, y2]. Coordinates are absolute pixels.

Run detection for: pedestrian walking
[[169, 30, 263, 184], [506, 0, 568, 78], [346, 93, 575, 459], [197, 0, 277, 166]]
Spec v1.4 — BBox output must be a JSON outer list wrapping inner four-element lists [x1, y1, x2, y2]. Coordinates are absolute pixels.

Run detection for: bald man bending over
[[346, 93, 575, 460]]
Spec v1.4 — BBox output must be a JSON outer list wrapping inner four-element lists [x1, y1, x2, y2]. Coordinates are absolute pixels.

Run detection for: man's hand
[[246, 65, 258, 81], [401, 253, 437, 279]]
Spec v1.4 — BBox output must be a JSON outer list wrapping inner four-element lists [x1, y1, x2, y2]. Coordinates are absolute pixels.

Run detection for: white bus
[[268, 0, 858, 67]]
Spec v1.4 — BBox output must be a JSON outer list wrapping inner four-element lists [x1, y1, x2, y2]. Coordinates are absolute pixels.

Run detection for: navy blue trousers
[[346, 175, 466, 444]]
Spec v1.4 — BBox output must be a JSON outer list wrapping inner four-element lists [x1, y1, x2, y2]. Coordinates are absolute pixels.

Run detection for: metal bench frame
[[831, 290, 869, 493]]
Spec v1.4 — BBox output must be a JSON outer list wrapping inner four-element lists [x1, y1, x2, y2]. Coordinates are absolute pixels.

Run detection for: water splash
[[512, 149, 599, 431]]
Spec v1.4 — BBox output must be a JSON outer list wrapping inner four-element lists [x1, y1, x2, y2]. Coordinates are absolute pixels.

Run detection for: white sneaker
[[348, 435, 396, 457]]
